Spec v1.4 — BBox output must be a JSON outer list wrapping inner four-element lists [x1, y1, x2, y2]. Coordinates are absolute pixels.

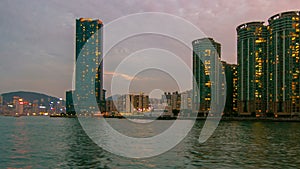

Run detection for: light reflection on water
[[0, 117, 300, 168]]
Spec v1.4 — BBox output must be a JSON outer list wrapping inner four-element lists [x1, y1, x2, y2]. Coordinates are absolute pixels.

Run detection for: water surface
[[1, 116, 300, 168]]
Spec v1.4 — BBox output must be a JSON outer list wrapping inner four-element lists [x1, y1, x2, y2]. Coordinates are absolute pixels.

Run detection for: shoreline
[[2, 114, 300, 122]]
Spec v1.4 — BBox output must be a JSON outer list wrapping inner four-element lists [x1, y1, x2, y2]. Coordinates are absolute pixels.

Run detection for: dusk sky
[[0, 0, 299, 99]]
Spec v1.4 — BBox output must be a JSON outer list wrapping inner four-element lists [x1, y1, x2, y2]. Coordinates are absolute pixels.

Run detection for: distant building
[[163, 91, 181, 116], [13, 96, 24, 115], [66, 90, 75, 115], [148, 98, 164, 110], [222, 62, 238, 115], [13, 96, 19, 106], [115, 93, 149, 113], [236, 22, 268, 116], [164, 92, 181, 110], [74, 18, 105, 113], [105, 100, 117, 112], [101, 89, 106, 112], [171, 92, 181, 111], [163, 92, 172, 107], [125, 94, 135, 113], [32, 100, 39, 114], [134, 93, 149, 112], [192, 38, 223, 116], [180, 90, 192, 110]]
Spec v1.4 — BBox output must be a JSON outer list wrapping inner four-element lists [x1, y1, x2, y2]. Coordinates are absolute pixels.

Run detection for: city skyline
[[0, 1, 299, 99], [1, 3, 300, 167]]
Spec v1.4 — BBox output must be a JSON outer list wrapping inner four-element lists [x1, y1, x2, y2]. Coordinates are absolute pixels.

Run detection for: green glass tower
[[222, 62, 238, 115], [75, 18, 105, 112], [236, 22, 268, 116], [66, 90, 75, 115], [268, 11, 300, 116], [192, 38, 222, 116]]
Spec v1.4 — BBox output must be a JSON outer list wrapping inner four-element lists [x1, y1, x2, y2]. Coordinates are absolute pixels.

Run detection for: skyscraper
[[75, 18, 105, 113], [236, 22, 268, 116], [192, 38, 223, 116], [268, 11, 300, 116], [66, 90, 75, 115], [222, 62, 238, 115]]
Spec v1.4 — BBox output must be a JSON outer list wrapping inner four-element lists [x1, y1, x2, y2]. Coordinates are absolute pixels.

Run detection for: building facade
[[105, 100, 117, 112], [268, 11, 300, 116], [115, 94, 149, 113], [236, 22, 268, 116], [192, 38, 223, 116], [134, 93, 150, 112], [180, 90, 192, 110], [237, 11, 300, 117], [163, 91, 181, 115], [13, 96, 24, 115], [232, 64, 238, 113], [66, 90, 75, 115], [74, 18, 105, 113], [222, 62, 238, 115]]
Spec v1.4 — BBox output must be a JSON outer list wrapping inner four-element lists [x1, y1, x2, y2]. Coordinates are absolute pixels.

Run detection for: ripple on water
[[1, 117, 300, 168]]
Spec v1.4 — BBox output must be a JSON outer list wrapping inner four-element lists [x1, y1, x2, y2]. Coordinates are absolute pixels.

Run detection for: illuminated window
[[205, 49, 211, 56]]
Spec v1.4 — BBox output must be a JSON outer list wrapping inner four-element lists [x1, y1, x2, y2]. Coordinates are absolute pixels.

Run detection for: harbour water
[[1, 116, 300, 168]]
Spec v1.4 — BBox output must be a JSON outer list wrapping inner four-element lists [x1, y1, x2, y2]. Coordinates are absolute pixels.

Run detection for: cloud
[[105, 71, 137, 81]]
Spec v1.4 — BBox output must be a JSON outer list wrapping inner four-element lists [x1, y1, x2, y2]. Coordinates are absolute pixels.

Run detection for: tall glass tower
[[236, 22, 268, 116], [66, 90, 75, 115], [192, 38, 222, 116], [75, 18, 105, 113], [268, 11, 300, 116]]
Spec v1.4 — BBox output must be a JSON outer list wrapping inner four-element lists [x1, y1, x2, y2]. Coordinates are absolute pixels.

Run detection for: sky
[[0, 0, 299, 99]]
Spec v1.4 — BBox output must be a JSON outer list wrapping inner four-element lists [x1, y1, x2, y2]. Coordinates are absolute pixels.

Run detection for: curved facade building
[[236, 22, 268, 116], [192, 38, 222, 115], [268, 11, 300, 116]]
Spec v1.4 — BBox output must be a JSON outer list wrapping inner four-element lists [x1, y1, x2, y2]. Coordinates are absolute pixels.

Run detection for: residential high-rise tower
[[75, 18, 105, 113], [192, 38, 223, 116], [268, 11, 300, 116], [236, 22, 268, 116]]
